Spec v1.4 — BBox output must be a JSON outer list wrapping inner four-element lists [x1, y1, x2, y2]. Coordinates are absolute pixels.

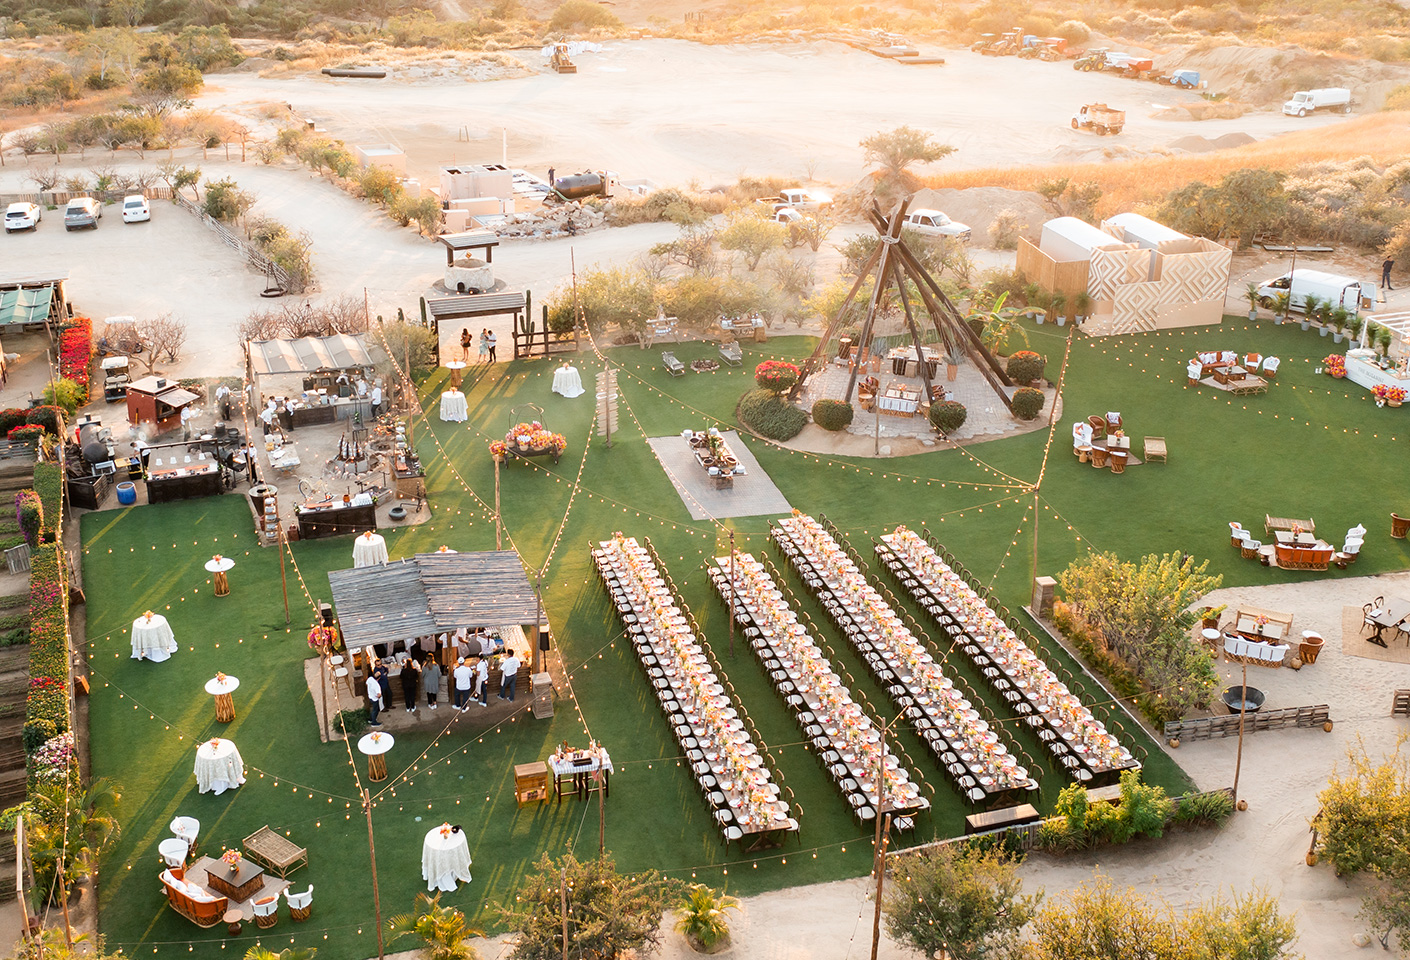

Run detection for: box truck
[[1256, 269, 1374, 314]]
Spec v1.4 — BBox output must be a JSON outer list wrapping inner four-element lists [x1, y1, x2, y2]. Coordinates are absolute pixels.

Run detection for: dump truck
[[1072, 103, 1125, 135]]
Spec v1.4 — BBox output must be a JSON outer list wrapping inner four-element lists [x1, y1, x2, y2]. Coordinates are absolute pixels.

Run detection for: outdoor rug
[[645, 431, 792, 521], [1340, 605, 1410, 664]]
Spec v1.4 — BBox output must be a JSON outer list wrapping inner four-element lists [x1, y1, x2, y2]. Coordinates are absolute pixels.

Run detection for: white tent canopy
[[248, 334, 382, 377]]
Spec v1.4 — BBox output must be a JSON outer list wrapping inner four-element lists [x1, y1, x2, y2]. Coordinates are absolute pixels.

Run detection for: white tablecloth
[[194, 739, 245, 795], [131, 614, 177, 662], [439, 391, 468, 422], [552, 366, 585, 398], [877, 394, 918, 414], [204, 675, 239, 697], [421, 827, 472, 892], [353, 534, 389, 568], [548, 752, 614, 777]]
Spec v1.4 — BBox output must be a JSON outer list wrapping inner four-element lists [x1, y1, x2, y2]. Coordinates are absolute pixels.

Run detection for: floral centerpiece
[[308, 624, 340, 651], [438, 822, 453, 839], [221, 849, 242, 868], [1372, 384, 1406, 406], [1323, 354, 1346, 378], [490, 421, 567, 458]]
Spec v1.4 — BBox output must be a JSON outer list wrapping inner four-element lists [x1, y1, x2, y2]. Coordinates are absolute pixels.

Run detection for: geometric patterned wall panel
[[1160, 246, 1233, 303], [1088, 247, 1150, 300]]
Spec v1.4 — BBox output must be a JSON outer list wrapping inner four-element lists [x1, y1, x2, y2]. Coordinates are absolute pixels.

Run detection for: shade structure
[[328, 550, 542, 651], [248, 334, 381, 377]]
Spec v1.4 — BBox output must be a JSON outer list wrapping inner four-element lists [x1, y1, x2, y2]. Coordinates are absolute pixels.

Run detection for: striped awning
[[249, 334, 382, 376]]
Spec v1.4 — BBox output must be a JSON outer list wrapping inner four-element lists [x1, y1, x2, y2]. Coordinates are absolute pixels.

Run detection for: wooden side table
[[224, 909, 243, 936], [514, 761, 549, 806]]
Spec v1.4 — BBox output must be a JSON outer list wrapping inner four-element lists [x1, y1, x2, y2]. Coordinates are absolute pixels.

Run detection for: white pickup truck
[[755, 188, 833, 213], [1282, 87, 1352, 117]]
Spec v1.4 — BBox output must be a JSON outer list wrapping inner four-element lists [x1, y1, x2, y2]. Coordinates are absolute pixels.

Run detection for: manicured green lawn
[[82, 318, 1408, 958]]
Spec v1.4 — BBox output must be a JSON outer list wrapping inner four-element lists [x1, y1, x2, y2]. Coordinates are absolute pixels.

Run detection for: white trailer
[[1256, 268, 1375, 314]]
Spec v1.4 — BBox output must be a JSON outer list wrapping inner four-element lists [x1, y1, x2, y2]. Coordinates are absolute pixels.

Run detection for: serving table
[[352, 532, 389, 567], [204, 556, 235, 597], [439, 390, 468, 422], [358, 731, 395, 782], [194, 738, 245, 795], [131, 613, 178, 662]]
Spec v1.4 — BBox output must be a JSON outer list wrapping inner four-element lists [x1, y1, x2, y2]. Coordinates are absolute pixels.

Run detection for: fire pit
[[1222, 685, 1266, 715]]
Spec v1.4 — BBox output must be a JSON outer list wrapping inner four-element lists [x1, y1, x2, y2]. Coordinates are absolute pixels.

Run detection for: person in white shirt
[[475, 657, 489, 706], [366, 674, 385, 726], [452, 658, 473, 710], [180, 404, 196, 440], [498, 651, 521, 701], [486, 330, 497, 363], [259, 405, 276, 435], [371, 384, 383, 416], [477, 632, 499, 657]]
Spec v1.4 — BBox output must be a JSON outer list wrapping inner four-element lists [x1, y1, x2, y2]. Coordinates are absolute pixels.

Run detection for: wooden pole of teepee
[[842, 204, 907, 403], [886, 249, 935, 401], [785, 243, 886, 403]]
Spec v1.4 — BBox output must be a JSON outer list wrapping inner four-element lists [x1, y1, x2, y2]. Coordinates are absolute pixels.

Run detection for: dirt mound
[[1162, 43, 1410, 108], [908, 186, 1050, 250], [1151, 100, 1251, 121]]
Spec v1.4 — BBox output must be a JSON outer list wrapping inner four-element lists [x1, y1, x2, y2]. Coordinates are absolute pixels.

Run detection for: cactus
[[419, 296, 428, 326], [396, 306, 405, 324], [524, 290, 532, 326]]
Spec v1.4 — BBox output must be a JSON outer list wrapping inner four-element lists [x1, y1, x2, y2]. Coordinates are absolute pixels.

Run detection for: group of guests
[[459, 328, 498, 363], [364, 627, 523, 725]]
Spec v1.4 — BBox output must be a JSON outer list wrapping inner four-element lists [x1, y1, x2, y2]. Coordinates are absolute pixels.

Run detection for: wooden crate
[[531, 672, 554, 719], [514, 762, 550, 806]]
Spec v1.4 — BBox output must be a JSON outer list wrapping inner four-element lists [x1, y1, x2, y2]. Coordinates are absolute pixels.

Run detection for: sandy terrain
[[196, 39, 1354, 189]]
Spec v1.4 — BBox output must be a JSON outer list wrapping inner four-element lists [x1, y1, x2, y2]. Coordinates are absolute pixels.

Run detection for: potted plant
[[1300, 295, 1318, 331], [1273, 291, 1291, 324], [1198, 605, 1227, 629], [1347, 313, 1365, 345], [1049, 291, 1068, 326], [1323, 354, 1346, 378], [674, 884, 740, 953], [944, 349, 964, 382], [1329, 306, 1348, 343], [1244, 282, 1260, 321], [1315, 299, 1331, 336], [1073, 291, 1093, 325], [1026, 284, 1048, 323], [1377, 325, 1394, 356]]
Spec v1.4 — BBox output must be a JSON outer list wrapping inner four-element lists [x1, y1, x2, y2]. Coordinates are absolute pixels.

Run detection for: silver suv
[[64, 197, 102, 230]]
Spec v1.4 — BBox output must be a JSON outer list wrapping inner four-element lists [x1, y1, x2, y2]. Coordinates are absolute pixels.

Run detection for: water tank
[[552, 173, 606, 200]]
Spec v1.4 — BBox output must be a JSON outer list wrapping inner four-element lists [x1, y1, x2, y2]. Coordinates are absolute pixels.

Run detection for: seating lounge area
[[1228, 518, 1362, 572]]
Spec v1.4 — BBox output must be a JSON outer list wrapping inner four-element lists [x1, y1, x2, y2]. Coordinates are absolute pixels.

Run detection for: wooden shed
[[125, 376, 200, 435]]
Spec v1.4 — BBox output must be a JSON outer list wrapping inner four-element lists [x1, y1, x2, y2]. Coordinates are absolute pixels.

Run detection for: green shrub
[[1034, 818, 1074, 851], [738, 389, 807, 441], [0, 409, 29, 435], [22, 719, 56, 755], [32, 463, 61, 540], [811, 399, 854, 431], [1055, 782, 1090, 842], [1173, 790, 1234, 827], [754, 360, 801, 394], [1010, 386, 1046, 421], [15, 491, 42, 548], [337, 708, 368, 737], [1005, 350, 1046, 384], [549, 0, 623, 31], [929, 400, 967, 434], [25, 548, 69, 765]]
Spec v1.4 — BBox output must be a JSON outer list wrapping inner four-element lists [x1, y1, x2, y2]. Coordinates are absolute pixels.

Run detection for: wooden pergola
[[787, 200, 1014, 412], [436, 229, 500, 266]]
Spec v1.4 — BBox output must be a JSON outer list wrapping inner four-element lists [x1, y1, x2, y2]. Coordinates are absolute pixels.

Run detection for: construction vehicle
[[994, 28, 1024, 55], [1283, 87, 1352, 116], [1073, 48, 1108, 71], [550, 42, 577, 74], [1072, 103, 1125, 135], [1017, 36, 1044, 59], [1169, 69, 1201, 88], [1036, 37, 1070, 60], [970, 33, 997, 53]]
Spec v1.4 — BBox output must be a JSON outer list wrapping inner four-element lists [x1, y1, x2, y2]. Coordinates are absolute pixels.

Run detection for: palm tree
[[388, 892, 482, 960], [28, 778, 122, 903], [243, 948, 318, 960], [674, 884, 739, 951]]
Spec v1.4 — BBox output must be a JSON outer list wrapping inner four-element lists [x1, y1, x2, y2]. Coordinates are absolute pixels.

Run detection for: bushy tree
[[545, 266, 654, 335], [718, 206, 786, 270], [860, 125, 955, 181], [884, 842, 1039, 960], [549, 0, 623, 31], [496, 851, 680, 960], [1057, 552, 1220, 662], [388, 892, 481, 960], [203, 177, 253, 222], [1316, 740, 1410, 877]]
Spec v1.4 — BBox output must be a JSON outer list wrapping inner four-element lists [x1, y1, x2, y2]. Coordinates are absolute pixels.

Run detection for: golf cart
[[102, 355, 131, 402]]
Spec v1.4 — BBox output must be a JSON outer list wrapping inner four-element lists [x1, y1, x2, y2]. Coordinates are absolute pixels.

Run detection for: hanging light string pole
[[1028, 322, 1076, 587], [870, 711, 904, 960], [1233, 658, 1248, 811], [362, 785, 386, 960], [279, 523, 290, 625]]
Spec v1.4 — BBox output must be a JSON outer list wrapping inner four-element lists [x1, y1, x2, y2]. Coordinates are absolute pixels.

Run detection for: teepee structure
[[786, 198, 1014, 412]]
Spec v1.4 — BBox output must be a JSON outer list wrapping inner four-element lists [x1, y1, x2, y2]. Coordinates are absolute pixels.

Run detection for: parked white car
[[121, 195, 150, 223], [4, 202, 42, 232], [900, 208, 972, 242]]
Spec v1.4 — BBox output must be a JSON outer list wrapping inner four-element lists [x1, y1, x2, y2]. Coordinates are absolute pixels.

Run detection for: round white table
[[205, 674, 240, 723], [194, 738, 246, 795], [421, 825, 472, 892], [552, 365, 585, 398], [204, 556, 235, 597], [439, 390, 468, 422], [353, 533, 389, 568], [358, 731, 395, 781], [131, 614, 178, 662], [445, 360, 467, 388]]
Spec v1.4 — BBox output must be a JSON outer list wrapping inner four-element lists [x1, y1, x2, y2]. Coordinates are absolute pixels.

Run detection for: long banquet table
[[876, 526, 1140, 785], [773, 514, 1036, 806], [709, 552, 930, 829], [592, 536, 796, 850]]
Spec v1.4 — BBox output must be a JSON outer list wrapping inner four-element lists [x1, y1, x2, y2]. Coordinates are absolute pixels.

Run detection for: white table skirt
[[877, 395, 918, 413], [421, 828, 472, 892], [439, 391, 468, 422], [194, 739, 246, 795], [353, 534, 389, 568], [548, 752, 614, 778], [131, 615, 177, 662], [552, 366, 585, 398]]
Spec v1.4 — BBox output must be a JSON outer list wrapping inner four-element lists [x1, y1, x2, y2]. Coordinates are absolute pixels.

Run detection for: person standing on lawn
[[423, 658, 442, 710], [400, 658, 420, 713]]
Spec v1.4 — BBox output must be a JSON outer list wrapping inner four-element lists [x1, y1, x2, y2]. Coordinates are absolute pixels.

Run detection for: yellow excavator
[[551, 43, 577, 74]]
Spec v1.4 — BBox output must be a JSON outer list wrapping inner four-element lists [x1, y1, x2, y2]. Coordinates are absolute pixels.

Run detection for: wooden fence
[[171, 195, 293, 291], [1393, 689, 1410, 717], [0, 186, 173, 207], [1163, 704, 1331, 744], [512, 312, 580, 360]]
